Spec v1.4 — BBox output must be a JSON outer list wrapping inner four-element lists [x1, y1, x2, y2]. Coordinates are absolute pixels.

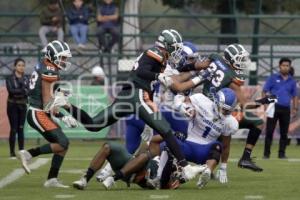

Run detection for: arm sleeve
[[263, 76, 272, 93], [5, 77, 24, 95], [136, 55, 160, 81], [223, 117, 239, 136]]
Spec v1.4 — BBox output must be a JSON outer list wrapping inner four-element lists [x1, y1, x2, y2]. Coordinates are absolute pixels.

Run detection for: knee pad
[[207, 143, 222, 164], [246, 126, 262, 146]]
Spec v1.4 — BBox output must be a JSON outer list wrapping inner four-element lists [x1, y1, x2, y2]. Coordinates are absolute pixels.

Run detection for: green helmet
[[156, 29, 183, 64], [224, 43, 250, 70], [44, 40, 72, 70]]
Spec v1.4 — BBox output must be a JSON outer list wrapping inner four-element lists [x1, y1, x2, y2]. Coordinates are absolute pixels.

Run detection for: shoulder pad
[[208, 53, 223, 61], [41, 61, 59, 82], [232, 70, 245, 86], [146, 47, 164, 63]]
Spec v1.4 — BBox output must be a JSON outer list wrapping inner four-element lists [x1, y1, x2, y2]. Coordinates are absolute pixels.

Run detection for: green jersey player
[[18, 40, 78, 188]]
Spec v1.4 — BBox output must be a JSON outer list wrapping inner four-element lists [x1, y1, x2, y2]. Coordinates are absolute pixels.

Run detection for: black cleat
[[238, 158, 263, 172]]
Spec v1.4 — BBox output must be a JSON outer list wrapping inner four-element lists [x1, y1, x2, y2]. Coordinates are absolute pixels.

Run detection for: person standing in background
[[263, 57, 298, 159], [6, 58, 29, 159]]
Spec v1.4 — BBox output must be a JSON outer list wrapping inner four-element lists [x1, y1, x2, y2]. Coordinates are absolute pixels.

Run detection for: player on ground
[[149, 88, 238, 189], [18, 40, 78, 188], [72, 141, 160, 190]]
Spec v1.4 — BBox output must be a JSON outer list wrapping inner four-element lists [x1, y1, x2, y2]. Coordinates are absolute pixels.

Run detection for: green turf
[[0, 139, 300, 200]]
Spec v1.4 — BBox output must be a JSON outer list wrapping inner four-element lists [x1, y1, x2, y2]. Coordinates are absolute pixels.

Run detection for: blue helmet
[[177, 41, 200, 68], [182, 41, 199, 59], [215, 88, 237, 114]]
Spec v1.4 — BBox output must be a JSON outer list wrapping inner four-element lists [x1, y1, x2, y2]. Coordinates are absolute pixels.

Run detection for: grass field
[[0, 139, 300, 200]]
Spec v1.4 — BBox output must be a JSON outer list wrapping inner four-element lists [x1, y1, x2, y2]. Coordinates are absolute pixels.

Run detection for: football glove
[[179, 103, 195, 118], [174, 131, 187, 142], [44, 88, 71, 112], [62, 115, 78, 128], [157, 73, 173, 87], [141, 125, 153, 142], [216, 163, 228, 184]]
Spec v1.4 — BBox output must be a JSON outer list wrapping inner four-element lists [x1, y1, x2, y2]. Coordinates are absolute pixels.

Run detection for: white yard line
[[0, 158, 49, 189], [244, 195, 264, 199], [54, 194, 75, 199], [60, 169, 85, 174]]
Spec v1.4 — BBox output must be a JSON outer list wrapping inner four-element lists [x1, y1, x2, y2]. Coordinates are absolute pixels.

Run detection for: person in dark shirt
[[39, 0, 64, 47], [96, 0, 119, 52], [6, 58, 29, 159], [67, 0, 90, 48]]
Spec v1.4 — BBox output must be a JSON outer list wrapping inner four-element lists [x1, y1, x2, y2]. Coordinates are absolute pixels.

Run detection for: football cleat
[[102, 176, 115, 189], [18, 150, 32, 174], [73, 177, 87, 190], [238, 158, 263, 172], [96, 163, 113, 182], [197, 168, 211, 189], [44, 178, 70, 188], [182, 164, 207, 181], [146, 177, 161, 189]]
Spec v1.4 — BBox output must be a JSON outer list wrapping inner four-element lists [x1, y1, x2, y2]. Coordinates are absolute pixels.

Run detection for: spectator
[[67, 0, 89, 48], [263, 58, 298, 159], [39, 0, 64, 47], [96, 0, 119, 52], [6, 58, 29, 159], [91, 65, 105, 85]]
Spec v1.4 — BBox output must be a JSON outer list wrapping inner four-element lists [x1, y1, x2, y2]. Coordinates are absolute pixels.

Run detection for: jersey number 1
[[202, 126, 211, 138]]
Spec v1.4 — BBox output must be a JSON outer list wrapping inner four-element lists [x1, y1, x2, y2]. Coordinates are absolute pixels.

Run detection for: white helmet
[[224, 43, 250, 70], [155, 29, 183, 64], [44, 40, 72, 70]]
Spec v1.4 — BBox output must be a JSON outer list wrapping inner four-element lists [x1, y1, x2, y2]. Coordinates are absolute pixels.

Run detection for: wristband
[[54, 112, 65, 118], [220, 163, 227, 169], [191, 76, 201, 85]]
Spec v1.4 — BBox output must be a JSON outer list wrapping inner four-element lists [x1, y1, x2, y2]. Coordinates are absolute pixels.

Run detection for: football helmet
[[178, 41, 200, 67], [155, 29, 183, 64], [215, 88, 237, 115], [44, 40, 72, 70], [224, 43, 250, 70]]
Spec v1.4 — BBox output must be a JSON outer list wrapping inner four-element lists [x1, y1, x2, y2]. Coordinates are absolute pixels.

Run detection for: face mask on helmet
[[224, 44, 251, 70], [169, 42, 183, 64], [54, 55, 72, 70], [45, 40, 72, 71], [168, 29, 183, 64]]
